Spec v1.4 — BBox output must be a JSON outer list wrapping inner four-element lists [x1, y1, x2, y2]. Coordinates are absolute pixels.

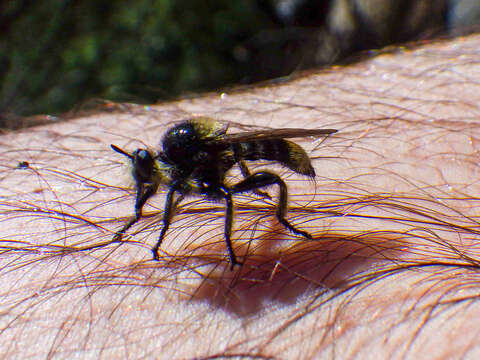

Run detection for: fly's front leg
[[152, 186, 179, 260], [230, 171, 313, 240], [219, 187, 243, 270], [113, 182, 158, 242]]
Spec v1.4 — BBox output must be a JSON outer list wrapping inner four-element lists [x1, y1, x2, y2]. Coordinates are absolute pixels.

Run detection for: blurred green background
[[1, 0, 479, 128]]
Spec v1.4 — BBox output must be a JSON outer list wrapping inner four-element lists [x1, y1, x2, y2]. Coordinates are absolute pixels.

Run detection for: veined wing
[[219, 128, 337, 144]]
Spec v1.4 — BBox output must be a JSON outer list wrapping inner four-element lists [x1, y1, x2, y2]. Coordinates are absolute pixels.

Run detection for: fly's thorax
[[161, 117, 227, 166], [152, 159, 174, 186], [217, 147, 236, 174], [188, 116, 227, 138], [188, 147, 235, 190]]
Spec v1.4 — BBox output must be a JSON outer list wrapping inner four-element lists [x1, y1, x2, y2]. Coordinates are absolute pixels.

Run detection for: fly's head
[[111, 144, 156, 183]]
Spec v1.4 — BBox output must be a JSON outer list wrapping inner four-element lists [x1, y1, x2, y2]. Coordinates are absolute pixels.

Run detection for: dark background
[[1, 0, 479, 128]]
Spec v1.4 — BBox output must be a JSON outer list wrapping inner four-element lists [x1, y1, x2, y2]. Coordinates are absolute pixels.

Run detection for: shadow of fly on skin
[[110, 116, 337, 270]]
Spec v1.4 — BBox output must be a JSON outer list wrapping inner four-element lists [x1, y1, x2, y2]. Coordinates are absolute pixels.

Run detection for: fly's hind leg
[[113, 182, 158, 242], [230, 171, 313, 239], [239, 161, 272, 200]]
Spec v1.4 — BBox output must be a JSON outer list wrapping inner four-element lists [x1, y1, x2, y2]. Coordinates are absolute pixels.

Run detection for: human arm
[[1, 34, 480, 359]]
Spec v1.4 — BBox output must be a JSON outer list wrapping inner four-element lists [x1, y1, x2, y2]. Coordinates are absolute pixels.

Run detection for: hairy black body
[[111, 117, 337, 269]]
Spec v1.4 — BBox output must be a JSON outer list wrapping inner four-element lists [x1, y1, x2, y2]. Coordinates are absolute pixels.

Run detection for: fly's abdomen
[[232, 139, 315, 177]]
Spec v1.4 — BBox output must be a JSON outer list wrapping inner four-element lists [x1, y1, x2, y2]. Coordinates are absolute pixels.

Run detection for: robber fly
[[111, 117, 337, 269]]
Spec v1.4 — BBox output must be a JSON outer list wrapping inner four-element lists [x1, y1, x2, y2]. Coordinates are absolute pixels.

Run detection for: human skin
[[1, 34, 480, 359]]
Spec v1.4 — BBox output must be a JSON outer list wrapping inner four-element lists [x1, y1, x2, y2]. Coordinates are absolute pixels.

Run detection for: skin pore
[[1, 33, 480, 359]]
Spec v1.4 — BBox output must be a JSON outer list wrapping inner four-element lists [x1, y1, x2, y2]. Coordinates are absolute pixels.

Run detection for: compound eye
[[137, 149, 151, 162], [133, 149, 154, 182]]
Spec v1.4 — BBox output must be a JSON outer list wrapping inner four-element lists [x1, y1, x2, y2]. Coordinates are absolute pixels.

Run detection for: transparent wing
[[219, 128, 337, 144]]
